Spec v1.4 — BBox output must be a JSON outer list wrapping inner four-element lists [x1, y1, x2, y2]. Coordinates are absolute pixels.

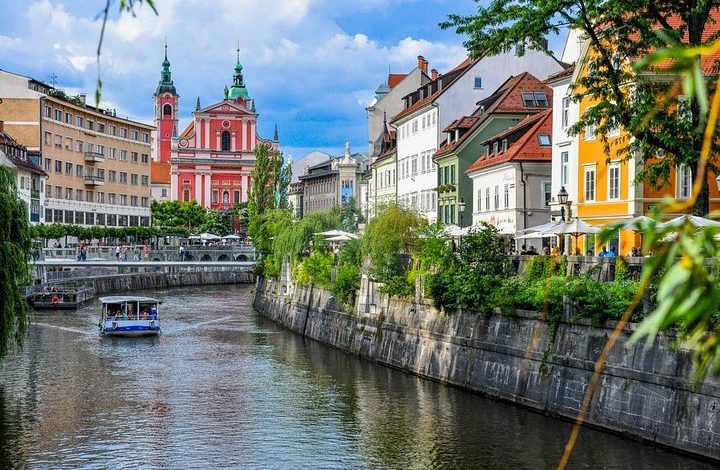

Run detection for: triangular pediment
[[196, 100, 255, 116]]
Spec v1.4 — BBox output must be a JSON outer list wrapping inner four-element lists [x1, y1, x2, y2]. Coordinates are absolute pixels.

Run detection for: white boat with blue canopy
[[99, 296, 161, 337]]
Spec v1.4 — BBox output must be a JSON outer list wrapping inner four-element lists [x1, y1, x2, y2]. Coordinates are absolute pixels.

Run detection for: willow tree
[[442, 0, 720, 215], [0, 167, 32, 360]]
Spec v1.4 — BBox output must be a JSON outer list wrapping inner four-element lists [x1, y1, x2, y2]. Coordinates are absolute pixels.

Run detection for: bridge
[[40, 245, 258, 263]]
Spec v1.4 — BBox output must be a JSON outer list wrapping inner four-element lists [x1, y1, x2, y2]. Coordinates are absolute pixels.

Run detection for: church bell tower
[[153, 41, 179, 163]]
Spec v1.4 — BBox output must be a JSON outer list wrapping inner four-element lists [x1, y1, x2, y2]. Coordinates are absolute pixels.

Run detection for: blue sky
[[0, 0, 566, 160]]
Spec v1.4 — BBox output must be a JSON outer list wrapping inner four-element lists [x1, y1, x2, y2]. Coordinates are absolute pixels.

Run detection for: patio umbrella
[[615, 215, 659, 232], [442, 224, 463, 237], [516, 219, 565, 235], [199, 233, 221, 240], [222, 234, 241, 240], [659, 214, 720, 228], [325, 234, 353, 242], [316, 230, 359, 239], [547, 218, 600, 255], [515, 231, 557, 240]]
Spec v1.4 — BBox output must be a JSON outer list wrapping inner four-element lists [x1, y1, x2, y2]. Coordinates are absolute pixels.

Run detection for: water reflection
[[0, 285, 713, 469]]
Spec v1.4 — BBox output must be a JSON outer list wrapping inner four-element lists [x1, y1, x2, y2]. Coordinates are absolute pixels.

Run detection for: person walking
[[179, 244, 186, 262]]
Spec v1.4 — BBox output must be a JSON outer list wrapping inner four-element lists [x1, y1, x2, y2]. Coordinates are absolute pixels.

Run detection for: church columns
[[171, 170, 179, 201], [216, 131, 221, 151], [204, 172, 212, 208], [195, 172, 203, 205], [231, 131, 236, 151], [239, 120, 245, 151]]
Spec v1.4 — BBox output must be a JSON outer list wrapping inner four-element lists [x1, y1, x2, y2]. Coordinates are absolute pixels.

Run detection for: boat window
[[106, 303, 123, 317], [139, 302, 158, 319]]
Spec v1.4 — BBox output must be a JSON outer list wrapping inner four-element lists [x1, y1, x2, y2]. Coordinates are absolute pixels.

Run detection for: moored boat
[[99, 296, 161, 337], [31, 287, 95, 309]]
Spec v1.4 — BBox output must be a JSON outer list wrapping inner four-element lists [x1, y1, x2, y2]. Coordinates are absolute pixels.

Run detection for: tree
[[248, 144, 290, 217], [442, 1, 720, 215], [151, 200, 207, 232], [0, 167, 32, 360]]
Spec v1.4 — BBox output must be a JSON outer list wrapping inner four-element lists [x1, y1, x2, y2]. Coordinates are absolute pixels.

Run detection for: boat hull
[[101, 320, 160, 337], [102, 327, 160, 337]]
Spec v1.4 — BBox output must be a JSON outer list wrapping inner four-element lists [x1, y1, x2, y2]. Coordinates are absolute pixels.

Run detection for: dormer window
[[484, 145, 490, 157], [502, 139, 508, 152], [455, 129, 460, 142], [522, 92, 549, 107], [492, 141, 499, 155], [538, 134, 551, 146]]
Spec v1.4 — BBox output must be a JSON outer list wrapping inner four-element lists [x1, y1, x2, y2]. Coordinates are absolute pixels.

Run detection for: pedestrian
[[526, 246, 539, 256], [115, 246, 120, 259], [520, 244, 528, 255], [607, 247, 616, 258], [179, 244, 186, 261], [542, 246, 551, 256], [598, 245, 609, 257], [144, 244, 149, 260]]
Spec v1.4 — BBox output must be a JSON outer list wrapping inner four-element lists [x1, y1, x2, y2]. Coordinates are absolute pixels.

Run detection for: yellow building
[[0, 69, 153, 227], [571, 43, 720, 256]]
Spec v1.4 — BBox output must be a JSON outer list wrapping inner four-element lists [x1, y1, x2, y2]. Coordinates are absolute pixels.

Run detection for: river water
[[0, 285, 713, 469]]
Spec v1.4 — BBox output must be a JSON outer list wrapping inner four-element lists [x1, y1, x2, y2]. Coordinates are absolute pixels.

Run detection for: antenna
[[49, 73, 58, 87]]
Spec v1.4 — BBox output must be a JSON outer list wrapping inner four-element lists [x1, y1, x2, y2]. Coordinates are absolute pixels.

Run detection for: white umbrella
[[612, 215, 658, 232], [546, 218, 600, 255], [515, 231, 556, 239], [222, 234, 241, 239], [188, 235, 200, 240], [325, 234, 353, 242], [517, 219, 564, 235], [659, 214, 720, 228], [199, 233, 221, 240], [316, 229, 359, 239], [443, 224, 463, 237]]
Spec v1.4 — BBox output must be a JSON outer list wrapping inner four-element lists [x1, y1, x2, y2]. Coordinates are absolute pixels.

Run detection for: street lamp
[[557, 186, 572, 255], [458, 197, 466, 228]]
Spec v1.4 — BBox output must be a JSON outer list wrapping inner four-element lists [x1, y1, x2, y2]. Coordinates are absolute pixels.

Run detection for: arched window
[[223, 191, 229, 204], [163, 104, 172, 116], [221, 131, 231, 151]]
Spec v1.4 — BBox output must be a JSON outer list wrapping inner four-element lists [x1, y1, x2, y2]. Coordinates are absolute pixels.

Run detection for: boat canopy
[[100, 296, 160, 304]]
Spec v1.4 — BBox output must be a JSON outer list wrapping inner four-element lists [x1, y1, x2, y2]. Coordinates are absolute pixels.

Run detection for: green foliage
[[248, 144, 289, 217], [248, 208, 292, 263], [333, 264, 360, 306], [362, 204, 425, 285], [0, 167, 32, 360], [151, 200, 207, 232], [294, 249, 334, 288], [442, 0, 720, 215], [415, 223, 454, 274]]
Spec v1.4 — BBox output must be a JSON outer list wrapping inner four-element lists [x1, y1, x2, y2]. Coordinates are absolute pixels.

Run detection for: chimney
[[417, 55, 428, 74], [431, 68, 438, 80], [78, 93, 87, 105]]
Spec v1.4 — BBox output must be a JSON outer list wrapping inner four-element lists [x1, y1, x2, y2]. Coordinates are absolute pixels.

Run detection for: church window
[[223, 191, 230, 204], [221, 131, 231, 151], [163, 104, 172, 116]]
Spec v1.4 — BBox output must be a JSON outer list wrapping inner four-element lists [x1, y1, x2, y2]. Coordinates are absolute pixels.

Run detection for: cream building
[[0, 69, 153, 227]]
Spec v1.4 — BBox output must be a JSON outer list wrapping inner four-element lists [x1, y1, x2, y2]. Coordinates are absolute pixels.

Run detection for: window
[[55, 186, 62, 199], [502, 139, 508, 153], [562, 97, 571, 129], [492, 141, 498, 155], [65, 162, 73, 175], [608, 163, 620, 200], [142, 175, 149, 186], [477, 189, 482, 212], [120, 150, 128, 161], [86, 191, 94, 202], [109, 193, 116, 205], [120, 128, 128, 138], [43, 105, 51, 118], [108, 125, 116, 136], [54, 109, 62, 121], [120, 172, 128, 184], [212, 190, 219, 204], [504, 184, 510, 208], [97, 192, 105, 203], [76, 189, 84, 201], [485, 187, 491, 210], [141, 197, 149, 207], [120, 194, 127, 206], [131, 152, 138, 163], [142, 133, 149, 143], [46, 185, 52, 198], [131, 130, 138, 141], [141, 153, 149, 164], [65, 112, 72, 124], [411, 156, 418, 176], [76, 116, 84, 127], [76, 165, 83, 177], [96, 145, 105, 155], [131, 196, 138, 207], [450, 165, 455, 184], [96, 169, 104, 179], [54, 134, 62, 148], [678, 165, 692, 199], [55, 160, 62, 172], [97, 123, 105, 133], [484, 145, 490, 157], [657, 148, 666, 158], [607, 118, 620, 137], [65, 188, 73, 200], [44, 132, 51, 145], [538, 134, 551, 146], [163, 104, 172, 116], [76, 140, 84, 152], [561, 151, 569, 185], [161, 188, 168, 197], [131, 174, 139, 185], [543, 181, 552, 206], [421, 116, 426, 130], [474, 77, 483, 89], [234, 191, 240, 204], [109, 148, 116, 159], [584, 110, 596, 140], [87, 120, 94, 130], [584, 166, 596, 201], [44, 158, 52, 171], [221, 131, 231, 151], [494, 185, 500, 209], [108, 170, 117, 182], [522, 92, 548, 107]]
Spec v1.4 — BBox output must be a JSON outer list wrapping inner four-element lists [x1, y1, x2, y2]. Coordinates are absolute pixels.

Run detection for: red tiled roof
[[435, 72, 552, 158], [466, 109, 552, 173], [545, 63, 575, 83], [390, 58, 476, 124], [151, 161, 171, 184], [388, 73, 408, 88], [644, 16, 720, 74]]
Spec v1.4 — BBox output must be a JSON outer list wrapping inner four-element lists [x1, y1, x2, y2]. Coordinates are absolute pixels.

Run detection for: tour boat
[[99, 296, 161, 337], [31, 286, 95, 309]]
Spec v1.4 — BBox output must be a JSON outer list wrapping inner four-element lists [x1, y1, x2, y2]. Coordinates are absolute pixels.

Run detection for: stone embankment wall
[[50, 270, 254, 295], [254, 276, 720, 461]]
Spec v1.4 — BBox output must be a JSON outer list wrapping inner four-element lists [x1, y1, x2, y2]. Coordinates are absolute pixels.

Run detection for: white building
[[467, 110, 554, 248], [391, 49, 564, 222], [548, 29, 583, 219], [0, 122, 47, 224]]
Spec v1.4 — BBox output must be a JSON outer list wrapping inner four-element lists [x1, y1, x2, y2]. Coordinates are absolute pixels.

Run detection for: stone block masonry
[[50, 270, 254, 295], [254, 276, 720, 461]]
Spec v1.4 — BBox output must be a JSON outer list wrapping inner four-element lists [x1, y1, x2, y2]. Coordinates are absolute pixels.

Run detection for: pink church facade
[[153, 48, 278, 210]]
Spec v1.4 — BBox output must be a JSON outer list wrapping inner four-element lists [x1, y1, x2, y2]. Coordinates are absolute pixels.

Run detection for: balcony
[[84, 175, 105, 186], [84, 151, 105, 163]]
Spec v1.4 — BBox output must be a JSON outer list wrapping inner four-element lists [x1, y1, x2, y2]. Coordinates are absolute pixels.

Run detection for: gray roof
[[100, 296, 159, 303]]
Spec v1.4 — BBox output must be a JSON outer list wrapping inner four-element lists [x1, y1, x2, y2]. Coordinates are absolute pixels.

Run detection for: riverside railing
[[41, 245, 257, 262], [510, 255, 646, 282]]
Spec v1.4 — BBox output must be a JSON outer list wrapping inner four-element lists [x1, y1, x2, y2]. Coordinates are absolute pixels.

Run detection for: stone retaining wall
[[254, 276, 720, 461], [50, 270, 254, 295]]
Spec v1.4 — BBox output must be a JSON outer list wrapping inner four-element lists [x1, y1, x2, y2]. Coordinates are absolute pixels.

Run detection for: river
[[0, 285, 713, 469]]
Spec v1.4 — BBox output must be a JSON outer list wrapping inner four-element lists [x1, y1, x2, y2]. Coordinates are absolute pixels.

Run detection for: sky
[[0, 0, 566, 160]]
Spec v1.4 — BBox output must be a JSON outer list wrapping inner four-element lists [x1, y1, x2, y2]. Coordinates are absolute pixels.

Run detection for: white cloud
[[0, 0, 471, 151]]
